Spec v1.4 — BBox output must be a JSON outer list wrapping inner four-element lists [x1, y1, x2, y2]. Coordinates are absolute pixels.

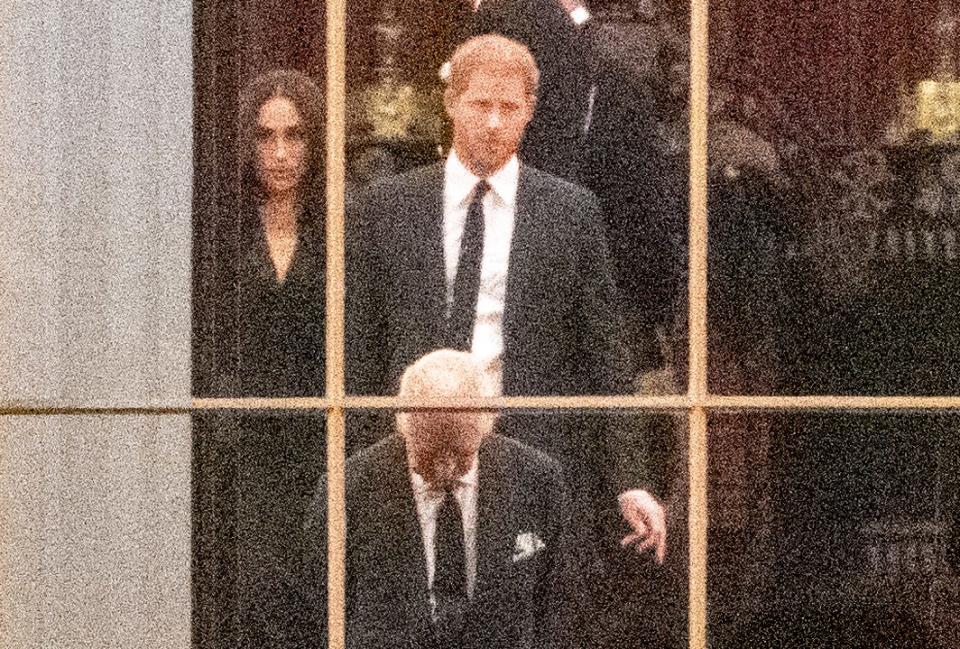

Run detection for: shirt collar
[[410, 454, 480, 496], [445, 151, 520, 210]]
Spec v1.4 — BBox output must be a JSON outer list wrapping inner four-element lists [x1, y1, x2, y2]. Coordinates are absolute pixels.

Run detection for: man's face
[[404, 411, 485, 487], [256, 95, 307, 198], [446, 68, 534, 177]]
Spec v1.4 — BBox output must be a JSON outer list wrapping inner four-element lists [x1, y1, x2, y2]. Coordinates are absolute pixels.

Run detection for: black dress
[[236, 205, 326, 397], [232, 204, 328, 648]]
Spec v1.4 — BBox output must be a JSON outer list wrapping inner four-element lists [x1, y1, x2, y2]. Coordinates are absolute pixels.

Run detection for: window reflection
[[708, 412, 960, 648], [707, 0, 960, 395]]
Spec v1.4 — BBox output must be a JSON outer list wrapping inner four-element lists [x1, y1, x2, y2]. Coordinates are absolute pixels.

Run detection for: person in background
[[235, 68, 326, 397]]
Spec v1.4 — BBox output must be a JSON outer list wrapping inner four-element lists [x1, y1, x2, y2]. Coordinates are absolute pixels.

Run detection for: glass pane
[[708, 411, 960, 647], [192, 411, 326, 649], [0, 415, 191, 649], [329, 409, 688, 649], [343, 2, 688, 396], [192, 2, 328, 397], [1, 2, 192, 406], [708, 0, 960, 395]]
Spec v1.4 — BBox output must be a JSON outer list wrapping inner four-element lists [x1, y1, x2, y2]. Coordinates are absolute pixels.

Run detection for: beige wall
[[1, 417, 192, 649], [0, 1, 193, 647], [0, 0, 192, 407]]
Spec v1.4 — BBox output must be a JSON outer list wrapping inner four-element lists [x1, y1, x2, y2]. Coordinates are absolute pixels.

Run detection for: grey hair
[[395, 349, 497, 436]]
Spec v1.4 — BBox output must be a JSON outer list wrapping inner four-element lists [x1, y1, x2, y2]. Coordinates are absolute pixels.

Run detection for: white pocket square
[[511, 531, 546, 563]]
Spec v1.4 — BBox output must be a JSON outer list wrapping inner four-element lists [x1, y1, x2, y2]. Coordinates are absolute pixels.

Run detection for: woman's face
[[256, 95, 308, 199]]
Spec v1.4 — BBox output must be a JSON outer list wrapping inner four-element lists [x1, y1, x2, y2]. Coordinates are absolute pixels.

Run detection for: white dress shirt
[[443, 152, 519, 395], [410, 457, 480, 618]]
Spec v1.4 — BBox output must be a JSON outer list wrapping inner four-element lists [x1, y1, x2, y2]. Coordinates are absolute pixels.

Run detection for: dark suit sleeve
[[574, 192, 632, 394], [345, 193, 395, 454], [575, 192, 653, 493], [345, 193, 386, 398]]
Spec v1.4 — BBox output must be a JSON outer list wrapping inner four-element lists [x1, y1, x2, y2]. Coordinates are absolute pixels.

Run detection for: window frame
[[182, 1, 960, 648]]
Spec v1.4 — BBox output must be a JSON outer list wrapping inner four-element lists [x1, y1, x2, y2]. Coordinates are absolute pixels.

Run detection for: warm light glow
[[916, 80, 960, 140], [364, 81, 417, 139]]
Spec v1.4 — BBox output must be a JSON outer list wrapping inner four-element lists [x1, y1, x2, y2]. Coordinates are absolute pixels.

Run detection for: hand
[[618, 489, 667, 564]]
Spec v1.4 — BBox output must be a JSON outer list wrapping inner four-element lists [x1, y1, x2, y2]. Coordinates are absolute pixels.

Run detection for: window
[[4, 1, 956, 648]]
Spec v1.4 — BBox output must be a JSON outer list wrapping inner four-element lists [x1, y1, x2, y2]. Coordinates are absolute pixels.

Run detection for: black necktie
[[448, 180, 488, 349], [433, 488, 466, 603]]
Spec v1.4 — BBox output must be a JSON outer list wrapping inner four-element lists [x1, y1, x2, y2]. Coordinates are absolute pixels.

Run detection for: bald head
[[397, 350, 495, 486]]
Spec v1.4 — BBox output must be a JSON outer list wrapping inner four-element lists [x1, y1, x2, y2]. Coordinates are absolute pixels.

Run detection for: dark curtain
[[713, 0, 941, 145]]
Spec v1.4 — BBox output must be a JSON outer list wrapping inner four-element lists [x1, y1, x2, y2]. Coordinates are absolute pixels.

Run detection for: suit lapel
[[474, 439, 514, 597], [412, 164, 447, 332], [382, 164, 448, 389], [503, 165, 532, 332], [501, 166, 543, 394], [376, 437, 432, 621]]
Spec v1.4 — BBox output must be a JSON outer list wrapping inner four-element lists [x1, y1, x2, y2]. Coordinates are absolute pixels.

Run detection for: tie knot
[[434, 481, 459, 498], [473, 180, 490, 202]]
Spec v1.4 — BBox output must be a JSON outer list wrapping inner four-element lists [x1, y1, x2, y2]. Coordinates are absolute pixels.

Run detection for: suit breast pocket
[[509, 550, 549, 587], [508, 536, 553, 599], [476, 556, 544, 620], [478, 536, 548, 597]]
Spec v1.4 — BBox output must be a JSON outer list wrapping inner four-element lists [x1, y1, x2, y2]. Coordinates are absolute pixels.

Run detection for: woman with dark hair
[[235, 68, 326, 396], [231, 69, 327, 648]]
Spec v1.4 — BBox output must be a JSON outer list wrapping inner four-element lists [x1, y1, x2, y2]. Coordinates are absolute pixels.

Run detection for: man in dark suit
[[305, 349, 573, 648], [347, 34, 667, 646]]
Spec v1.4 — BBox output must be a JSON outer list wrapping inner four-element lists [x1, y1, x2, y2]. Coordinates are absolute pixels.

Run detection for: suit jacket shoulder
[[347, 162, 444, 260], [479, 433, 565, 488], [302, 435, 410, 561], [345, 433, 566, 502], [519, 164, 599, 204], [354, 164, 443, 217], [515, 163, 605, 244]]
